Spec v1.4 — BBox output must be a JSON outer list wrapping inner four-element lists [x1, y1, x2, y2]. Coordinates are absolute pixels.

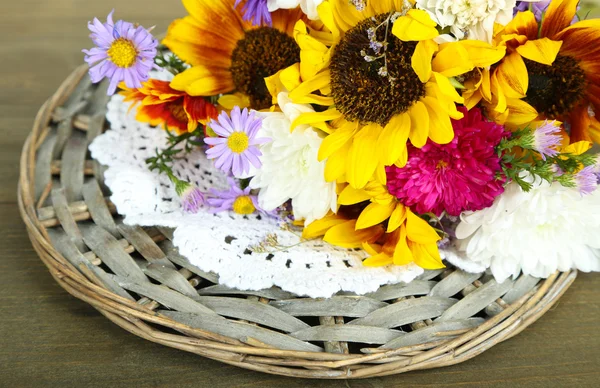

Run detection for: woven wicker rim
[[18, 65, 577, 379]]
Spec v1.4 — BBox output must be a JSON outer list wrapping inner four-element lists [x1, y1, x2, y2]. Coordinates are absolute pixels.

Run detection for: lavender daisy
[[83, 10, 159, 95], [205, 107, 269, 178], [235, 0, 272, 27], [532, 121, 562, 160], [207, 178, 260, 215], [575, 166, 598, 196], [175, 180, 205, 214]]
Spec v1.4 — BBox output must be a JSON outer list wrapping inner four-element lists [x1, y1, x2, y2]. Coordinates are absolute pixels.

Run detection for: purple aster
[[514, 1, 578, 24], [234, 0, 272, 27], [204, 107, 269, 178], [575, 166, 598, 196], [532, 121, 562, 160], [593, 155, 600, 184], [175, 180, 205, 214], [207, 178, 260, 215], [83, 10, 159, 95]]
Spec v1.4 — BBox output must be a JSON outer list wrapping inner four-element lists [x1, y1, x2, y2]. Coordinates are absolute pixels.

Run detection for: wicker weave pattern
[[18, 66, 577, 379]]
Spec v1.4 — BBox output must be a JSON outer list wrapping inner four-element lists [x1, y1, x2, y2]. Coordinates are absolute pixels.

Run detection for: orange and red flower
[[121, 79, 218, 134]]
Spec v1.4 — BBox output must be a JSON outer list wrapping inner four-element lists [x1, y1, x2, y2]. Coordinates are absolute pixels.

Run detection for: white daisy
[[250, 92, 337, 225], [454, 174, 600, 282]]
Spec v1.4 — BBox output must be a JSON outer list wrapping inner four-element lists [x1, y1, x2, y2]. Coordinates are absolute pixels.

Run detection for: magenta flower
[[205, 107, 269, 178], [235, 0, 272, 26], [83, 10, 159, 95], [575, 166, 598, 196], [207, 178, 260, 215], [386, 107, 509, 217], [532, 121, 562, 160]]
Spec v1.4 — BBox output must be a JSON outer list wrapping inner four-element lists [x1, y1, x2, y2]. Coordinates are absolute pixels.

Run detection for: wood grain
[[1, 1, 599, 387]]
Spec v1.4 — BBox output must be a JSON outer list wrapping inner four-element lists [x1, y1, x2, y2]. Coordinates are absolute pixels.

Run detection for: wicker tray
[[18, 65, 577, 379]]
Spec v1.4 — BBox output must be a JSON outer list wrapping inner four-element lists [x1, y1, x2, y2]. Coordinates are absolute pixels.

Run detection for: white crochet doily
[[89, 94, 430, 298]]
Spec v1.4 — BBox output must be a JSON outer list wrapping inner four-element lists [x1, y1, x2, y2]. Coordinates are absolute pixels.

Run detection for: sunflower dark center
[[230, 27, 300, 110], [524, 55, 588, 118], [330, 14, 425, 126]]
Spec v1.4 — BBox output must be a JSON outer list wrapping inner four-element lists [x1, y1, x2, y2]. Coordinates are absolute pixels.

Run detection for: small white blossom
[[453, 174, 600, 282], [250, 92, 337, 226], [267, 0, 324, 20], [416, 0, 518, 42]]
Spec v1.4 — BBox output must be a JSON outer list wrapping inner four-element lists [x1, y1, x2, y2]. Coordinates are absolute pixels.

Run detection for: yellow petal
[[479, 68, 492, 103], [393, 226, 415, 266], [291, 108, 342, 131], [516, 38, 563, 66], [412, 40, 438, 83], [422, 96, 455, 145], [289, 70, 332, 103], [433, 72, 463, 103], [412, 243, 445, 270], [375, 162, 387, 186], [406, 210, 441, 244], [408, 101, 430, 148], [362, 242, 382, 256], [378, 113, 411, 166], [302, 213, 347, 239], [363, 253, 393, 267], [319, 121, 358, 161], [456, 40, 507, 68], [218, 93, 250, 110], [562, 141, 592, 156], [347, 124, 381, 189], [496, 52, 529, 99], [356, 201, 397, 230], [490, 71, 508, 114], [387, 204, 407, 233], [170, 65, 234, 96], [325, 141, 350, 182], [393, 10, 439, 41], [294, 20, 332, 80], [504, 98, 539, 126], [433, 42, 473, 78], [315, 1, 340, 41], [338, 185, 371, 206], [324, 220, 384, 249]]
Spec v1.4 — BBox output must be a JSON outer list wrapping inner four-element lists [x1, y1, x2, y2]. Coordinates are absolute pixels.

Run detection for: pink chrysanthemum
[[386, 107, 509, 217]]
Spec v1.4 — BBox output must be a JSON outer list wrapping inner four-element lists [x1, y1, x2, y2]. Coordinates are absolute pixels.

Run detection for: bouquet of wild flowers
[[84, 0, 600, 288]]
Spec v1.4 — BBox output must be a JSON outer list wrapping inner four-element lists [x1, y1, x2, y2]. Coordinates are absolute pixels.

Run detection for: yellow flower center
[[436, 160, 448, 169], [107, 38, 138, 68], [232, 196, 256, 215], [227, 132, 250, 154]]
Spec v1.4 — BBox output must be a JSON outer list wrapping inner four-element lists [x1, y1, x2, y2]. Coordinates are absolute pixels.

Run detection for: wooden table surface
[[1, 1, 599, 387]]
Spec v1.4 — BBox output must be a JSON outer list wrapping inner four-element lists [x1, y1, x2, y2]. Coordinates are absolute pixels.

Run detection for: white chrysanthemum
[[250, 92, 337, 225], [416, 0, 518, 42], [454, 175, 600, 282], [267, 0, 323, 20]]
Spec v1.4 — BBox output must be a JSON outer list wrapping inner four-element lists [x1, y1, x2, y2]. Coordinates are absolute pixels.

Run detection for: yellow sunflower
[[287, 1, 505, 189], [163, 0, 306, 110], [466, 0, 600, 142], [303, 180, 444, 270]]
